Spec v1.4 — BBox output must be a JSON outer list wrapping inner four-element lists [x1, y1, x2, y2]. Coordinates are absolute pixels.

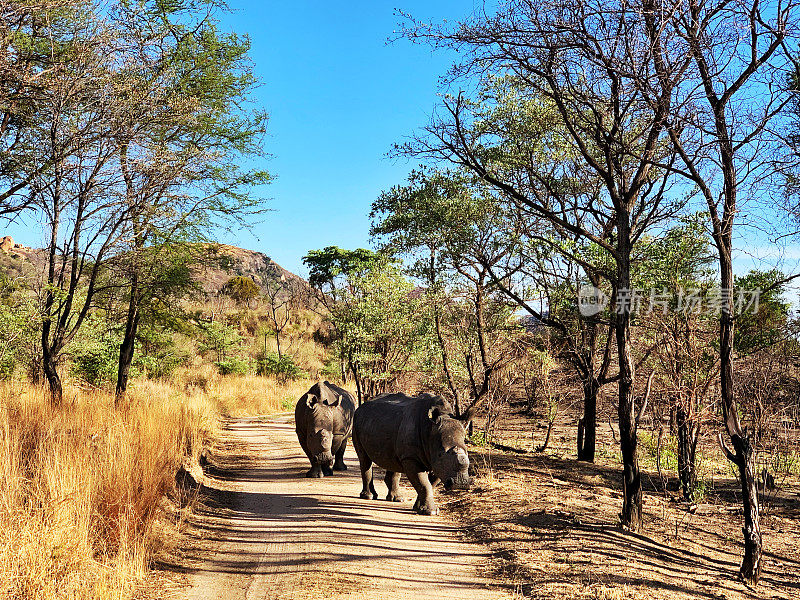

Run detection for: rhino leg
[[359, 465, 378, 500], [322, 461, 334, 476], [405, 465, 438, 516], [332, 439, 348, 471], [306, 463, 323, 478], [385, 471, 402, 502], [357, 458, 378, 500]]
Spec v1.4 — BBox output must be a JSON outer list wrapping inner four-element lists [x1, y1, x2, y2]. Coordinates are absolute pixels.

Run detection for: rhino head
[[301, 381, 343, 467], [427, 403, 474, 491]]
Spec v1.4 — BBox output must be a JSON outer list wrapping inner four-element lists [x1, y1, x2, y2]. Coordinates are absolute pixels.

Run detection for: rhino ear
[[427, 406, 444, 423], [304, 393, 318, 408], [325, 393, 341, 407]]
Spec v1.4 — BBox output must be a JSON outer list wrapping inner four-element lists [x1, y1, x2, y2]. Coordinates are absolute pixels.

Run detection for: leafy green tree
[[303, 247, 423, 403], [372, 169, 524, 420], [733, 270, 790, 356], [110, 0, 269, 400], [222, 276, 261, 309], [635, 216, 716, 500]]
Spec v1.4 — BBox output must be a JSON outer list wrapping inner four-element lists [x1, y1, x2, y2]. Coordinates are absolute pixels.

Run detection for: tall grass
[[0, 368, 324, 599], [173, 363, 316, 416], [0, 380, 216, 599]]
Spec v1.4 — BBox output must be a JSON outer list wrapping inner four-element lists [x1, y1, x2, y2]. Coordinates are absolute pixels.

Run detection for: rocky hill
[[197, 243, 311, 295], [0, 236, 312, 298]]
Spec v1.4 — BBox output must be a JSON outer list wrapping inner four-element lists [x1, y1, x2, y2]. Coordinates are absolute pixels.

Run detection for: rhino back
[[354, 393, 441, 471]]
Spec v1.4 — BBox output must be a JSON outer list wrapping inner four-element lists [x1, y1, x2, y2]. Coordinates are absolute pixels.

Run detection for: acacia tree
[[372, 170, 516, 418], [401, 1, 688, 529], [27, 3, 131, 403], [110, 0, 269, 400], [304, 246, 423, 403]]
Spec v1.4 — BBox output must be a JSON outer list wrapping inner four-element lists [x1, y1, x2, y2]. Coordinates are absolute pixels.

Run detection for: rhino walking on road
[[352, 392, 472, 515], [295, 381, 356, 478]]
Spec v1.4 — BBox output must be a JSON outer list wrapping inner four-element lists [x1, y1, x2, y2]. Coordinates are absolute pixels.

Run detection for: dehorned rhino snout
[[443, 448, 471, 491]]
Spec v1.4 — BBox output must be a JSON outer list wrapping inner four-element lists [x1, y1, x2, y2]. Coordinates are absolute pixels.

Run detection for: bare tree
[[401, 0, 686, 530], [641, 0, 799, 584], [264, 275, 300, 359]]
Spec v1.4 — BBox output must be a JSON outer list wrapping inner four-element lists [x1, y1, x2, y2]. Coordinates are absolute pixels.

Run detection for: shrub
[[0, 356, 14, 380], [256, 352, 305, 382], [215, 356, 251, 376], [71, 335, 119, 386]]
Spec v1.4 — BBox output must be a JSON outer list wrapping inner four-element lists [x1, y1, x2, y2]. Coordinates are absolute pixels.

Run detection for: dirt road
[[176, 416, 514, 600]]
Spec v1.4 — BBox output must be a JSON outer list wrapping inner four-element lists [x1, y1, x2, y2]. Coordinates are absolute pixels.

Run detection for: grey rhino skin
[[352, 392, 472, 515], [295, 381, 356, 478]]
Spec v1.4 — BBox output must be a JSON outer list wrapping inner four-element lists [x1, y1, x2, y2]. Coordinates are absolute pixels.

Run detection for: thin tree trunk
[[616, 235, 642, 531], [676, 403, 697, 501], [42, 334, 62, 405], [717, 236, 762, 584], [578, 377, 599, 462], [116, 278, 140, 401], [434, 303, 460, 414]]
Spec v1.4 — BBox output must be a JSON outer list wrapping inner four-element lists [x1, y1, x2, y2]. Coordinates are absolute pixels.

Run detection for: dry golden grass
[[0, 380, 216, 600], [172, 364, 334, 416]]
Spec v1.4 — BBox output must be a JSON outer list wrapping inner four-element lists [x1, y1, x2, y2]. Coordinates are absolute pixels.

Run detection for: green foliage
[[634, 215, 715, 292], [0, 356, 15, 380], [640, 431, 678, 473], [734, 269, 790, 354], [0, 277, 40, 376], [304, 248, 424, 394], [70, 321, 121, 387], [303, 246, 384, 297], [222, 276, 261, 306], [256, 352, 305, 381], [215, 356, 251, 376], [467, 430, 489, 447], [199, 321, 243, 363]]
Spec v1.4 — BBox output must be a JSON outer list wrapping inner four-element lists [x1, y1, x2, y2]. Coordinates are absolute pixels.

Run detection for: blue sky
[[216, 1, 475, 275], [6, 0, 799, 290]]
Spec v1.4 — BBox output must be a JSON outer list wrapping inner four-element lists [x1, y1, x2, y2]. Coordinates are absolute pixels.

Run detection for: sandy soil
[[448, 407, 800, 600], [166, 415, 516, 600]]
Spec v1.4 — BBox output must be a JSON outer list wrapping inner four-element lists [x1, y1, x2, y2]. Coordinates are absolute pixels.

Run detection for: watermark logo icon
[[578, 285, 608, 317]]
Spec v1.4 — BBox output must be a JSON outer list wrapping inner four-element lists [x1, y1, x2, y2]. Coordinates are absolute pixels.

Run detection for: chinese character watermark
[[578, 286, 763, 317]]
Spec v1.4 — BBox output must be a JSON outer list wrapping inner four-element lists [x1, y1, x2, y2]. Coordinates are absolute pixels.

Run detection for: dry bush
[[0, 380, 215, 600]]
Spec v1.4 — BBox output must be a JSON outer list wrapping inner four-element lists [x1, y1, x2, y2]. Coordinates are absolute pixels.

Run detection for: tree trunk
[[718, 236, 762, 584], [616, 237, 642, 531], [732, 432, 762, 584], [41, 333, 62, 405], [578, 378, 598, 462], [116, 299, 140, 402], [434, 304, 461, 415], [676, 404, 697, 501]]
